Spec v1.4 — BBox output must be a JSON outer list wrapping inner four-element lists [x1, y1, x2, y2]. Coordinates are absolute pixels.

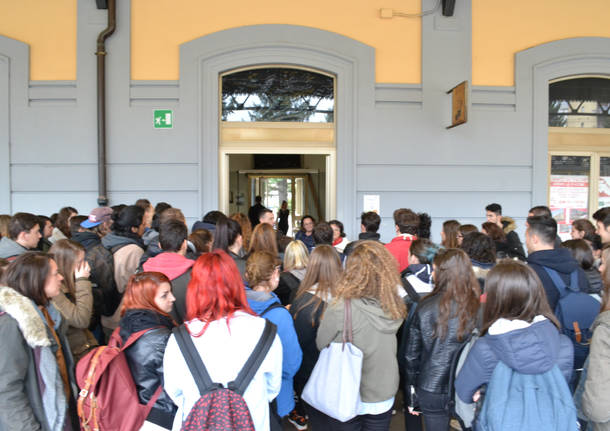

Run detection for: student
[[211, 217, 246, 278], [593, 207, 610, 245], [249, 222, 280, 258], [0, 252, 79, 430], [143, 220, 195, 324], [163, 250, 282, 431], [342, 211, 383, 256], [312, 241, 406, 430], [402, 238, 441, 296], [461, 232, 497, 291], [50, 206, 78, 243], [245, 251, 303, 423], [330, 219, 350, 253], [562, 239, 603, 299], [455, 260, 574, 410], [49, 239, 98, 362], [276, 240, 309, 306], [290, 245, 343, 429], [485, 203, 526, 260], [405, 248, 480, 431], [385, 208, 420, 272], [0, 212, 42, 260], [295, 215, 316, 252], [525, 216, 590, 310], [277, 200, 290, 236], [572, 219, 597, 240], [249, 195, 266, 228], [101, 205, 147, 333], [119, 272, 178, 430], [581, 245, 610, 431], [441, 220, 461, 249]]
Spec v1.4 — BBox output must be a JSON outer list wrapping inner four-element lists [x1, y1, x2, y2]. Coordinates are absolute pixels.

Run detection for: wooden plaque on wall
[[447, 81, 468, 129]]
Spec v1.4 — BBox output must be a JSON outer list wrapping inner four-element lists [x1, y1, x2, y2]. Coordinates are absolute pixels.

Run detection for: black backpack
[[173, 320, 277, 431]]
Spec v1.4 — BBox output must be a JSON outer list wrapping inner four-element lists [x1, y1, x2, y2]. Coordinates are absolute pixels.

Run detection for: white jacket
[[163, 311, 283, 431]]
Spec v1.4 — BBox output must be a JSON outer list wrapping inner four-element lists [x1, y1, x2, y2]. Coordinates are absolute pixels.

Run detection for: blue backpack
[[544, 267, 599, 369], [476, 361, 578, 431]]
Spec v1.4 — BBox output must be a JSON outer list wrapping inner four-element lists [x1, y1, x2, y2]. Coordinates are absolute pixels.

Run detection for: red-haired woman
[[119, 272, 178, 430], [163, 250, 282, 431]]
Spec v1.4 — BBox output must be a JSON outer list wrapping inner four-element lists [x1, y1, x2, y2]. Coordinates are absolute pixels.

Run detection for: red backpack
[[172, 319, 277, 431], [75, 327, 163, 431]]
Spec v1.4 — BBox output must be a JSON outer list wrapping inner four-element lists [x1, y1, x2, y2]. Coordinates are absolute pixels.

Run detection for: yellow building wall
[[3, 0, 610, 84], [131, 0, 421, 83], [0, 0, 77, 81], [473, 0, 610, 86]]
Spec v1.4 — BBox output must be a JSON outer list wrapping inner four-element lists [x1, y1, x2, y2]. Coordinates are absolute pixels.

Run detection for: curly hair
[[335, 241, 406, 320], [461, 232, 496, 264], [429, 248, 480, 341]]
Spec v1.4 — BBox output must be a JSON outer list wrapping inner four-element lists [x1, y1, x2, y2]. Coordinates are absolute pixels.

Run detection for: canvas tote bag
[[301, 298, 363, 422]]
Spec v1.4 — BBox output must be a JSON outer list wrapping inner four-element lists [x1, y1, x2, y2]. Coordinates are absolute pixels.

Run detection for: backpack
[[447, 329, 480, 430], [543, 267, 599, 369], [260, 302, 284, 317], [173, 319, 277, 431], [476, 361, 578, 431], [76, 327, 163, 431]]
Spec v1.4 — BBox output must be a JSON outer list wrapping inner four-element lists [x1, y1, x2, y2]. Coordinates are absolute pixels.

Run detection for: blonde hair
[[335, 241, 406, 320], [283, 240, 309, 271], [245, 251, 279, 289], [0, 214, 10, 238], [294, 245, 342, 325]]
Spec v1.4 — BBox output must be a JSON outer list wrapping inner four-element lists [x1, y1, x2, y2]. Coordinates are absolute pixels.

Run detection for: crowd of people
[[0, 198, 609, 431]]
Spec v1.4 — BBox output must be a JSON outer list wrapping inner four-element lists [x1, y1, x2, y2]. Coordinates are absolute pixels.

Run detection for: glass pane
[[222, 68, 334, 122], [549, 78, 610, 128], [550, 155, 591, 241], [600, 156, 610, 208]]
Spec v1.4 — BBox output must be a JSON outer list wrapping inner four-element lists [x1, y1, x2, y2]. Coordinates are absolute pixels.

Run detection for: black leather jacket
[[120, 310, 177, 429], [405, 294, 477, 394]]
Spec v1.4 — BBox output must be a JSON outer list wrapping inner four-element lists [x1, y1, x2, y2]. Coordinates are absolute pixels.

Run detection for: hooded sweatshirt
[[0, 237, 28, 260], [246, 289, 302, 417], [404, 263, 434, 295], [316, 297, 404, 403], [456, 317, 574, 403], [143, 253, 194, 325], [527, 248, 590, 310]]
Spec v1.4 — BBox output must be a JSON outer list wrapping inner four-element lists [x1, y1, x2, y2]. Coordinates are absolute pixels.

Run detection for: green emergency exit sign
[[153, 109, 173, 129]]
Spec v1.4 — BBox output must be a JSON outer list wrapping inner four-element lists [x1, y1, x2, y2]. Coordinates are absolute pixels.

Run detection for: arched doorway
[[218, 66, 336, 230], [179, 24, 375, 235]]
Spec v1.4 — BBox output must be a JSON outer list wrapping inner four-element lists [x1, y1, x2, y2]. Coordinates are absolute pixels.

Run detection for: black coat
[[119, 309, 177, 429], [405, 294, 477, 394], [289, 292, 325, 395]]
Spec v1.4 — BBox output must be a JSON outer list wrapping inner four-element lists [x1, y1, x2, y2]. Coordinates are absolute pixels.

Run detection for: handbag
[[301, 298, 363, 422]]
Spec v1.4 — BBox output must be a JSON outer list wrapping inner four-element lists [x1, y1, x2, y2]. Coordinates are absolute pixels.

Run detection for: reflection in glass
[[600, 157, 610, 208], [549, 78, 610, 128], [550, 155, 591, 240], [222, 68, 334, 122]]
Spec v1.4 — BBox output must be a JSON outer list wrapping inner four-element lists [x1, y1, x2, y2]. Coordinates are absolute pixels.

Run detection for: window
[[221, 67, 334, 122], [549, 77, 610, 128]]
